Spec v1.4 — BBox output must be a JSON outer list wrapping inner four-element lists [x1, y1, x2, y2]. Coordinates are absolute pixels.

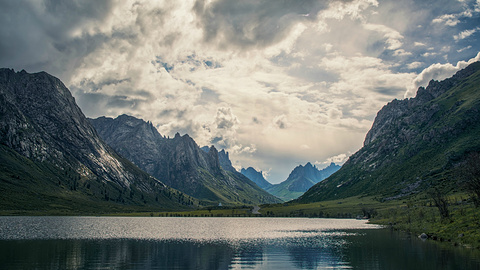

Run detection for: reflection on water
[[0, 217, 479, 269]]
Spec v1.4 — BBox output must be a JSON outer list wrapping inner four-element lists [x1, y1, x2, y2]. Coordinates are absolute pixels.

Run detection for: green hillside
[[298, 62, 480, 203], [0, 145, 194, 215]]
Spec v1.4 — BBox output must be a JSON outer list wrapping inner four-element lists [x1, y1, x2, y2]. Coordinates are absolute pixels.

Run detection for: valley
[[1, 62, 480, 249]]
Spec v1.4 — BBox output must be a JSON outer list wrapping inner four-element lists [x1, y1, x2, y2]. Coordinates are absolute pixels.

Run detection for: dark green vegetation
[[0, 144, 195, 215], [265, 162, 340, 201], [299, 62, 480, 203], [90, 115, 281, 206], [0, 68, 196, 214]]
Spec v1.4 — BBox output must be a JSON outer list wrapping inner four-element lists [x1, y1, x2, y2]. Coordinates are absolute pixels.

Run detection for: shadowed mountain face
[[0, 68, 194, 213], [240, 167, 272, 190], [265, 162, 340, 201], [90, 115, 281, 205], [298, 62, 480, 203]]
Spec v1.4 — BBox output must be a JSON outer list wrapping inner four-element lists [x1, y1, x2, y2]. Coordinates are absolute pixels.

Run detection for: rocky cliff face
[[90, 115, 281, 205], [298, 61, 480, 202], [218, 149, 237, 172], [0, 68, 194, 212], [240, 167, 272, 190]]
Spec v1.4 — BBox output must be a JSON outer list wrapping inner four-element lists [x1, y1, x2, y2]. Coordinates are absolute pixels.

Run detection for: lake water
[[0, 216, 479, 269]]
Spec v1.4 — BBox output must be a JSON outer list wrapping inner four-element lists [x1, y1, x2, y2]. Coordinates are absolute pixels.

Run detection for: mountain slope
[[0, 68, 195, 214], [240, 167, 272, 190], [266, 162, 340, 201], [90, 115, 281, 205], [298, 61, 480, 203]]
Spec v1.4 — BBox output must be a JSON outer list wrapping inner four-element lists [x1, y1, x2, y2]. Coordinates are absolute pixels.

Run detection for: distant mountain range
[[0, 69, 194, 213], [90, 115, 281, 205], [298, 61, 480, 203], [240, 167, 273, 190], [241, 163, 340, 201]]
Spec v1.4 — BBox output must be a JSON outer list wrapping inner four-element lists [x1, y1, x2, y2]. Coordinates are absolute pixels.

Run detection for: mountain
[[298, 61, 480, 203], [218, 149, 237, 172], [0, 68, 195, 214], [200, 146, 236, 172], [240, 167, 272, 190], [266, 162, 340, 201], [90, 115, 281, 205]]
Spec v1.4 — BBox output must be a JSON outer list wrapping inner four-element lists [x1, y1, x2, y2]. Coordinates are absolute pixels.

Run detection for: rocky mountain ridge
[[90, 115, 281, 205], [0, 68, 194, 213]]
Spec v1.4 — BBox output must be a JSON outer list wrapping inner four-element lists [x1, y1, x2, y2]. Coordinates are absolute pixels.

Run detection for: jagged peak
[[219, 149, 229, 158], [209, 145, 218, 153], [0, 67, 14, 73]]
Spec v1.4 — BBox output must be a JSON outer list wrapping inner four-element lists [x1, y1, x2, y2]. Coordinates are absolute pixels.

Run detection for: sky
[[1, 0, 479, 184]]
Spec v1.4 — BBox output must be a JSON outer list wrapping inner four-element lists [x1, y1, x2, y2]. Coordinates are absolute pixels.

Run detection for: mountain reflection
[[0, 238, 346, 270]]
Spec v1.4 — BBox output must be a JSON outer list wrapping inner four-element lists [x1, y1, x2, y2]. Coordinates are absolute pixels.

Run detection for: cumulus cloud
[[407, 61, 424, 69], [209, 107, 239, 147], [215, 107, 239, 130], [405, 51, 480, 97], [206, 107, 258, 155], [364, 23, 404, 50], [433, 14, 461, 26]]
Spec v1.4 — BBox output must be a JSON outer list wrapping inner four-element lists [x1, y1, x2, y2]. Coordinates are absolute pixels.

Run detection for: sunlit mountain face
[[1, 0, 479, 183]]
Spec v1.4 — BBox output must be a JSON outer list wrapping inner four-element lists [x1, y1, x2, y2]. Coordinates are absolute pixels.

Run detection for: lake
[[0, 216, 479, 269]]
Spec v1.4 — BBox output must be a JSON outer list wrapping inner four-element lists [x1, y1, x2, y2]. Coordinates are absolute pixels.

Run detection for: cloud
[[193, 0, 325, 51], [300, 144, 311, 150], [457, 45, 472, 52], [206, 107, 257, 155], [364, 23, 404, 50], [453, 27, 480, 41], [433, 14, 461, 26], [431, 0, 480, 28], [215, 107, 239, 130], [273, 114, 290, 129], [0, 0, 118, 80], [393, 49, 412, 56], [407, 61, 424, 69], [316, 152, 351, 167], [405, 51, 480, 97]]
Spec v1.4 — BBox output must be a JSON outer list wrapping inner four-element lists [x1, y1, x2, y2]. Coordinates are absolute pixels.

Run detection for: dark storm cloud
[[193, 0, 328, 49], [0, 0, 114, 79]]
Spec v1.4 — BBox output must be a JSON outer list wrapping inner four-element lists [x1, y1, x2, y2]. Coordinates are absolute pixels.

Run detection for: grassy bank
[[134, 194, 480, 249], [371, 195, 480, 249]]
